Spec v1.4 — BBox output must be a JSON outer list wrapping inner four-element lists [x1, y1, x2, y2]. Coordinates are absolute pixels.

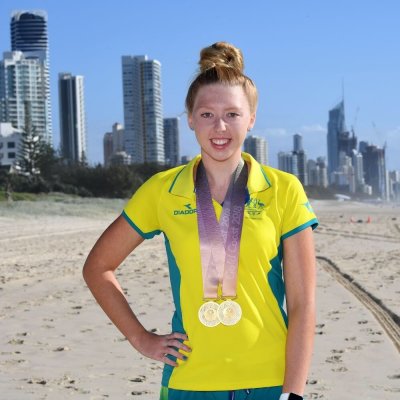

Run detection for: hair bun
[[199, 42, 244, 73]]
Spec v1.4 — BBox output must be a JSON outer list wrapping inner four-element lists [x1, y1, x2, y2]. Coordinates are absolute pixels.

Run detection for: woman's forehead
[[193, 84, 249, 109]]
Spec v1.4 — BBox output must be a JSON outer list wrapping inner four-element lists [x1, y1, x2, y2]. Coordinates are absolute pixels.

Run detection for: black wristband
[[288, 394, 303, 400]]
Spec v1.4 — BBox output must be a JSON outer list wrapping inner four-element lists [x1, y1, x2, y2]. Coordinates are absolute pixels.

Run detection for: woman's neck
[[200, 152, 242, 203]]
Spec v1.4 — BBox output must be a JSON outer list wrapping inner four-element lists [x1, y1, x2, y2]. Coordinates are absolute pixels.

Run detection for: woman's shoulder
[[139, 165, 187, 192], [260, 164, 302, 189]]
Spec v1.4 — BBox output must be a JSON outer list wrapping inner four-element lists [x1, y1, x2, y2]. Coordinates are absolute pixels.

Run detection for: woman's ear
[[248, 112, 256, 131], [188, 114, 194, 130]]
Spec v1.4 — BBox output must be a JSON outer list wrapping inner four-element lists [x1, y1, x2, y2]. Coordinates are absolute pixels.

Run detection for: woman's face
[[188, 83, 256, 164]]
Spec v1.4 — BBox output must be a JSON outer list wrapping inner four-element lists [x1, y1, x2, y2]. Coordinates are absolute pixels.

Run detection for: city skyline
[[0, 1, 399, 170]]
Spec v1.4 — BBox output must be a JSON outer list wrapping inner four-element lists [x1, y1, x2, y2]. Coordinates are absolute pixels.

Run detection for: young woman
[[83, 42, 318, 400]]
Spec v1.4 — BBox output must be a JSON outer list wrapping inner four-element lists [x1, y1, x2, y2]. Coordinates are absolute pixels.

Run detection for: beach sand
[[0, 198, 399, 399]]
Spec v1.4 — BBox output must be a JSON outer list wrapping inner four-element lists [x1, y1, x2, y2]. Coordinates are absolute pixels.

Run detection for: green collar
[[168, 152, 271, 200]]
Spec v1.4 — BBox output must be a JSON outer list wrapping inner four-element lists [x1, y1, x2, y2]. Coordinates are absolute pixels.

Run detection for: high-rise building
[[163, 117, 180, 166], [296, 150, 308, 186], [103, 122, 129, 167], [292, 134, 307, 185], [293, 133, 303, 153], [122, 55, 164, 164], [58, 73, 87, 163], [181, 155, 192, 164], [278, 151, 298, 175], [112, 122, 124, 154], [351, 149, 364, 189], [316, 157, 329, 188], [362, 144, 386, 198], [103, 131, 113, 167], [338, 130, 357, 158], [103, 122, 132, 167], [389, 171, 400, 202], [244, 135, 268, 165], [10, 11, 52, 144], [327, 101, 346, 182], [0, 51, 50, 142], [359, 140, 369, 154]]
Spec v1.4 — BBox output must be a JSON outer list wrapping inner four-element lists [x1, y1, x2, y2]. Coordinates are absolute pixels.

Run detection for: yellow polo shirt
[[122, 152, 318, 391]]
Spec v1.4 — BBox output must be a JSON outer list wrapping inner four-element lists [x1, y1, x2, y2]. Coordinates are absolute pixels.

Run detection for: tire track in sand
[[317, 255, 400, 352]]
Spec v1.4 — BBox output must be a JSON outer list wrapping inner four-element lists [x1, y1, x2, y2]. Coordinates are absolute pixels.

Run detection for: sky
[[1, 0, 399, 170]]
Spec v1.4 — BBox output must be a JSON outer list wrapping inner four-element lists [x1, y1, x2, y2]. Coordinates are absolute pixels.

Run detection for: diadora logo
[[173, 203, 197, 215], [245, 198, 265, 218]]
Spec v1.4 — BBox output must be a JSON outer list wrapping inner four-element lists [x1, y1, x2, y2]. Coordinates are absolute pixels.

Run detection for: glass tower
[[0, 51, 48, 140], [163, 117, 180, 166], [244, 135, 268, 165], [10, 11, 52, 144], [122, 55, 164, 164], [58, 73, 87, 163], [327, 101, 346, 182]]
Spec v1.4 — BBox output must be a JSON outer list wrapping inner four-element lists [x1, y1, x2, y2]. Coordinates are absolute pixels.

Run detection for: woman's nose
[[215, 117, 227, 132]]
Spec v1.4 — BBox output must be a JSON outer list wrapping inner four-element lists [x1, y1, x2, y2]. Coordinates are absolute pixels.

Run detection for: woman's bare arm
[[282, 227, 316, 395], [82, 215, 190, 366]]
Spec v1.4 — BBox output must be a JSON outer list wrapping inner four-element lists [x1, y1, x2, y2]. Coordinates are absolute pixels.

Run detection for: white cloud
[[263, 128, 289, 137], [299, 124, 327, 134]]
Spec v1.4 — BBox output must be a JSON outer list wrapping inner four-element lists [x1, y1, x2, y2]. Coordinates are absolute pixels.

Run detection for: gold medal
[[217, 300, 242, 326], [198, 301, 220, 327]]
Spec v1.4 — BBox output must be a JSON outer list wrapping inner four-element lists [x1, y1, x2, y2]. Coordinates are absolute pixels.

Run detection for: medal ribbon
[[196, 159, 248, 299]]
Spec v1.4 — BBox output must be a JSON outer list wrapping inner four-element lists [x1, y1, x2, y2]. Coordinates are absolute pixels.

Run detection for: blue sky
[[1, 0, 399, 170]]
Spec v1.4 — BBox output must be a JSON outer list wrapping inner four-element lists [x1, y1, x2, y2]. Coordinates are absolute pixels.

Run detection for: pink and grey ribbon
[[195, 159, 248, 299]]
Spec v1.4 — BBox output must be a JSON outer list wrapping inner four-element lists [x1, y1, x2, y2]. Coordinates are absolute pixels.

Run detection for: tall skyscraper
[[362, 144, 386, 198], [278, 151, 298, 176], [112, 122, 124, 154], [351, 149, 364, 189], [103, 131, 113, 167], [327, 101, 346, 181], [10, 11, 52, 144], [316, 157, 328, 188], [293, 133, 303, 152], [293, 134, 307, 185], [0, 51, 49, 142], [58, 73, 87, 162], [164, 117, 180, 166], [122, 55, 164, 164], [244, 135, 268, 165]]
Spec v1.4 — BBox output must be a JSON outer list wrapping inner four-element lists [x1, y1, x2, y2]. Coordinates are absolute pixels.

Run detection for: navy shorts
[[160, 385, 283, 399]]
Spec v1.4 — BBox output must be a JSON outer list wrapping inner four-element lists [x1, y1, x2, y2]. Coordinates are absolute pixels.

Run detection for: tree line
[[0, 105, 169, 199], [0, 142, 169, 199]]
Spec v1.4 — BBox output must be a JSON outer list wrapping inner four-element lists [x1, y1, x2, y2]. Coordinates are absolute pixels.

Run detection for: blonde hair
[[185, 42, 258, 114]]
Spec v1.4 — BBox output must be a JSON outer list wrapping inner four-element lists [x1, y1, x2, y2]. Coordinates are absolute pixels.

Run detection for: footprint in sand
[[8, 338, 24, 345], [308, 393, 325, 399], [332, 366, 348, 372], [325, 355, 342, 363], [130, 375, 146, 382], [27, 378, 47, 385]]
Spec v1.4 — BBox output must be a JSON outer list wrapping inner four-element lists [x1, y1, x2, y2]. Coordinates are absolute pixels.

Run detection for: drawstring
[[229, 389, 251, 400]]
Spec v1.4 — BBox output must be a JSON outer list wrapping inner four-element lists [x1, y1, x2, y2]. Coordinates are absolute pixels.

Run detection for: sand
[[0, 197, 399, 399]]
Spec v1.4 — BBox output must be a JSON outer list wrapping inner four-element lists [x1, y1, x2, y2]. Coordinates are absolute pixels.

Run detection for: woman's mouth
[[211, 138, 230, 146]]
